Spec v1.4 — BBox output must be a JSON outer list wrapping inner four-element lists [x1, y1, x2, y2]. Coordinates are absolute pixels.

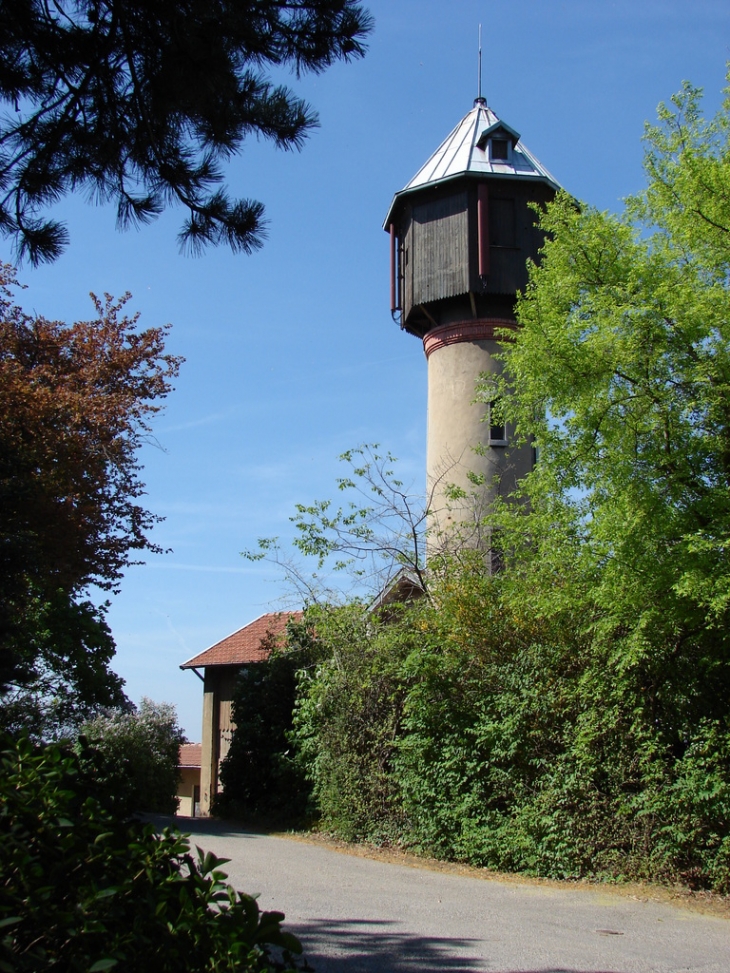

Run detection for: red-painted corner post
[[477, 184, 489, 278], [389, 223, 398, 311]]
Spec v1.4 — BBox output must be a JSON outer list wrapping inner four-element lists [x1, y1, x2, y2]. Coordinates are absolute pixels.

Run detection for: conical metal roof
[[384, 99, 561, 227]]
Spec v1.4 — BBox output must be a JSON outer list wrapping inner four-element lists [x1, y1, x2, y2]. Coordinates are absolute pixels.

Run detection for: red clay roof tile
[[179, 612, 302, 669], [178, 743, 202, 767]]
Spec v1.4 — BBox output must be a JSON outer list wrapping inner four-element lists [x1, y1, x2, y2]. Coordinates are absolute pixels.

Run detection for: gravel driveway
[[174, 817, 729, 973]]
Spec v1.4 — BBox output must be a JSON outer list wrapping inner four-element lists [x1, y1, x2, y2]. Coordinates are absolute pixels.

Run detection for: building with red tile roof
[[180, 612, 301, 670], [180, 612, 301, 815]]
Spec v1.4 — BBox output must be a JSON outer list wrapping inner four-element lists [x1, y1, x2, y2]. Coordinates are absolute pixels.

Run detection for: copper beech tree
[[0, 264, 181, 734]]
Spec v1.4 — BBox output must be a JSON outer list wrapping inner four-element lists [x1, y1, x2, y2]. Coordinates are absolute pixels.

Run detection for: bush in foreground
[[0, 734, 307, 972]]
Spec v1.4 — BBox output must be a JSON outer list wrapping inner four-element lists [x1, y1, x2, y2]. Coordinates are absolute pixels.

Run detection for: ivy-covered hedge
[[0, 734, 307, 972], [292, 604, 414, 844]]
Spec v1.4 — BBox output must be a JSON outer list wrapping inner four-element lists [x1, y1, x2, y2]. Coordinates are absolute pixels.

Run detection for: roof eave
[[180, 658, 250, 670], [179, 611, 277, 668], [383, 169, 561, 230]]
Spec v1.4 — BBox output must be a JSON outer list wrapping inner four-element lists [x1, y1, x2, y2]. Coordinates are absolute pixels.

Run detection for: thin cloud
[[136, 561, 259, 574], [158, 408, 240, 434]]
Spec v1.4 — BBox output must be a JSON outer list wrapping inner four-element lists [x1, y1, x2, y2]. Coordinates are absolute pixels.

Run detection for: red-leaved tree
[[0, 264, 182, 735]]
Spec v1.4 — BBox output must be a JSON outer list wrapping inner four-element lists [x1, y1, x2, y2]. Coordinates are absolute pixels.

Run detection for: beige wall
[[199, 666, 241, 816], [426, 335, 532, 555], [176, 766, 201, 817], [200, 672, 217, 816]]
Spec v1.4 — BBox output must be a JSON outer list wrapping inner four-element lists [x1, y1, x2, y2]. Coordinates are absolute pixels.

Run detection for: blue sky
[[16, 0, 730, 738]]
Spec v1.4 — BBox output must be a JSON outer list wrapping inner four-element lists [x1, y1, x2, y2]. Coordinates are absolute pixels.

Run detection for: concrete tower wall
[[424, 319, 533, 553]]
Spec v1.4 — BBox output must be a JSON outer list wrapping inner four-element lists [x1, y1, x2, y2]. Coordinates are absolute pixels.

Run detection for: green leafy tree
[[81, 698, 186, 814], [218, 623, 318, 824], [489, 77, 730, 734], [455, 76, 730, 886], [0, 0, 372, 263], [0, 264, 181, 735], [0, 594, 126, 741], [246, 444, 430, 602]]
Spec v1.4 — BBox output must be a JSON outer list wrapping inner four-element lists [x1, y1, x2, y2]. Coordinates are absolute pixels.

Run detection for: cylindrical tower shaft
[[424, 319, 532, 553]]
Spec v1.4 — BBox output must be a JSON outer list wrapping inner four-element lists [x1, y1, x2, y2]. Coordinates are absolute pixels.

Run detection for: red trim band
[[423, 319, 517, 358]]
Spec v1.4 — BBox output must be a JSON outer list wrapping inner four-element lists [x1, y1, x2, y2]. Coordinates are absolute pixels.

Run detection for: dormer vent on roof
[[476, 120, 521, 162], [476, 121, 520, 151]]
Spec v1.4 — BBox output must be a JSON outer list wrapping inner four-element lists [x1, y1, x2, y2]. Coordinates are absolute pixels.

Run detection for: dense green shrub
[[289, 566, 730, 893], [291, 603, 415, 842], [217, 624, 318, 823], [216, 558, 730, 893], [80, 698, 186, 814], [0, 733, 306, 972]]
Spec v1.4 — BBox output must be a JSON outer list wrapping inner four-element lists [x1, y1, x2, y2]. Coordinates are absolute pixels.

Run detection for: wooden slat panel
[[489, 197, 516, 247], [490, 248, 523, 293], [411, 192, 468, 304], [403, 213, 414, 322], [477, 184, 489, 277], [486, 191, 532, 295]]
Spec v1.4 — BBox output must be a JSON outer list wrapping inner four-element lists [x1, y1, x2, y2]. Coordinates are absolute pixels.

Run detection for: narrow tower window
[[489, 399, 507, 446], [490, 138, 509, 161]]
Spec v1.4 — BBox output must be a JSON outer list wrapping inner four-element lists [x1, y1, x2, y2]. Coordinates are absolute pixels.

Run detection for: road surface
[[175, 817, 729, 973]]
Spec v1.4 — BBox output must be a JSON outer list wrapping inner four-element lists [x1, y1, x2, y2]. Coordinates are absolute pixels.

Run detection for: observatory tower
[[384, 97, 560, 553]]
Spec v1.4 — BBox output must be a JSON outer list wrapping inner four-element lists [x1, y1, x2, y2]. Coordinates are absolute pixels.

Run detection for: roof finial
[[475, 24, 486, 106]]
